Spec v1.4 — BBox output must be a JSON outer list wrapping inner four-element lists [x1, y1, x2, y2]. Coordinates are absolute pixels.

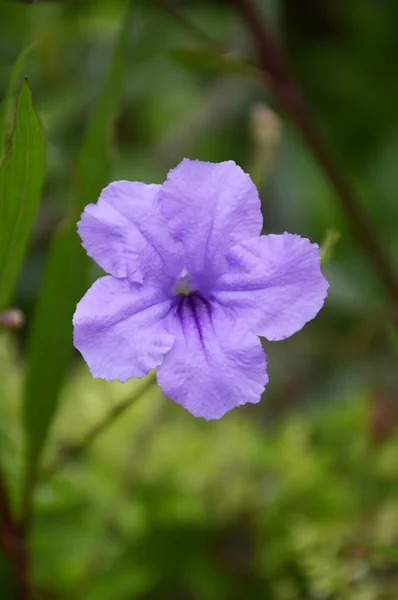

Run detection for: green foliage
[[386, 325, 398, 357], [171, 47, 254, 77], [369, 545, 398, 563], [2, 332, 398, 599], [0, 1, 398, 598], [0, 43, 35, 159], [0, 79, 45, 310], [23, 2, 131, 491], [320, 228, 341, 266]]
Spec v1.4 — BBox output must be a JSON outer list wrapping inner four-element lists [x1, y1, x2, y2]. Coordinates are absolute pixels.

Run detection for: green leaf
[[248, 103, 281, 189], [0, 79, 45, 310], [369, 545, 398, 562], [171, 47, 254, 77], [23, 3, 130, 491], [320, 228, 341, 267], [0, 44, 36, 159], [386, 324, 398, 356]]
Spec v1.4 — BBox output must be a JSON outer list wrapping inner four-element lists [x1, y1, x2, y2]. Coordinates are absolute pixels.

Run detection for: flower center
[[174, 268, 191, 296], [175, 292, 212, 350]]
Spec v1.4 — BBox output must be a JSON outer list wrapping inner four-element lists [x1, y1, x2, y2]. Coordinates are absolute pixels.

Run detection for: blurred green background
[[1, 0, 398, 598]]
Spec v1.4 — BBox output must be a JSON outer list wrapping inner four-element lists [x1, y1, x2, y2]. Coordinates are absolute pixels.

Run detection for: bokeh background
[[1, 0, 398, 598]]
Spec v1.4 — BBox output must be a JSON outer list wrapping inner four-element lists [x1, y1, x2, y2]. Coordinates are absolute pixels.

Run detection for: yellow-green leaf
[[320, 228, 341, 267], [171, 46, 254, 77]]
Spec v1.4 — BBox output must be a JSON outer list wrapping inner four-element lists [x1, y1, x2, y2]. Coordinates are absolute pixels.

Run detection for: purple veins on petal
[[157, 295, 268, 420], [73, 158, 328, 419]]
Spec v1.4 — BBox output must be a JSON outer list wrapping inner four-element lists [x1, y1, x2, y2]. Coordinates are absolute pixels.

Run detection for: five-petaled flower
[[73, 159, 328, 419]]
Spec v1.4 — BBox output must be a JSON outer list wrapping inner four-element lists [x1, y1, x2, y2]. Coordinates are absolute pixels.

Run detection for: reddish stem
[[0, 467, 30, 598], [230, 0, 398, 301]]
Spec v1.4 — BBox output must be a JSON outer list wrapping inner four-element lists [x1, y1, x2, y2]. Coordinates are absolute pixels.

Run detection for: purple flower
[[73, 159, 328, 419]]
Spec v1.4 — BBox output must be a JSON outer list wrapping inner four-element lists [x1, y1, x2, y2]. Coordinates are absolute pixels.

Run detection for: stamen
[[174, 268, 191, 296]]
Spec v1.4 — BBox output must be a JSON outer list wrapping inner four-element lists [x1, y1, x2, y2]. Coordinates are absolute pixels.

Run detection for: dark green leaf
[[370, 545, 398, 562], [23, 3, 130, 490], [0, 79, 45, 310], [0, 44, 36, 160], [386, 324, 398, 356], [171, 47, 254, 77]]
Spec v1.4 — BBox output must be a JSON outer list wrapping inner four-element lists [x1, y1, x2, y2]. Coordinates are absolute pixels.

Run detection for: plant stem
[[41, 373, 158, 481], [154, 0, 398, 302], [228, 0, 398, 301], [0, 466, 29, 598], [152, 0, 219, 47]]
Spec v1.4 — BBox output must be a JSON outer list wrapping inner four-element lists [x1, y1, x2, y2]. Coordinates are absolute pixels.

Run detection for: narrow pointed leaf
[[0, 44, 36, 159], [0, 79, 45, 310], [171, 47, 254, 76], [23, 4, 130, 486], [367, 544, 398, 562], [386, 324, 398, 356], [320, 228, 341, 267]]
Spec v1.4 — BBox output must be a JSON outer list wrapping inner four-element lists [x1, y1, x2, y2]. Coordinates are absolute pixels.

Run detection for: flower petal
[[73, 276, 175, 382], [157, 296, 267, 419], [214, 233, 329, 341], [159, 159, 262, 286], [78, 181, 179, 284]]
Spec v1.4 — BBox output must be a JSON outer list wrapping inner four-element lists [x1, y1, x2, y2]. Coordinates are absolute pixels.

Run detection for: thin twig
[[153, 0, 398, 302], [0, 465, 29, 598], [41, 373, 158, 480], [152, 0, 220, 47], [228, 0, 398, 302]]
